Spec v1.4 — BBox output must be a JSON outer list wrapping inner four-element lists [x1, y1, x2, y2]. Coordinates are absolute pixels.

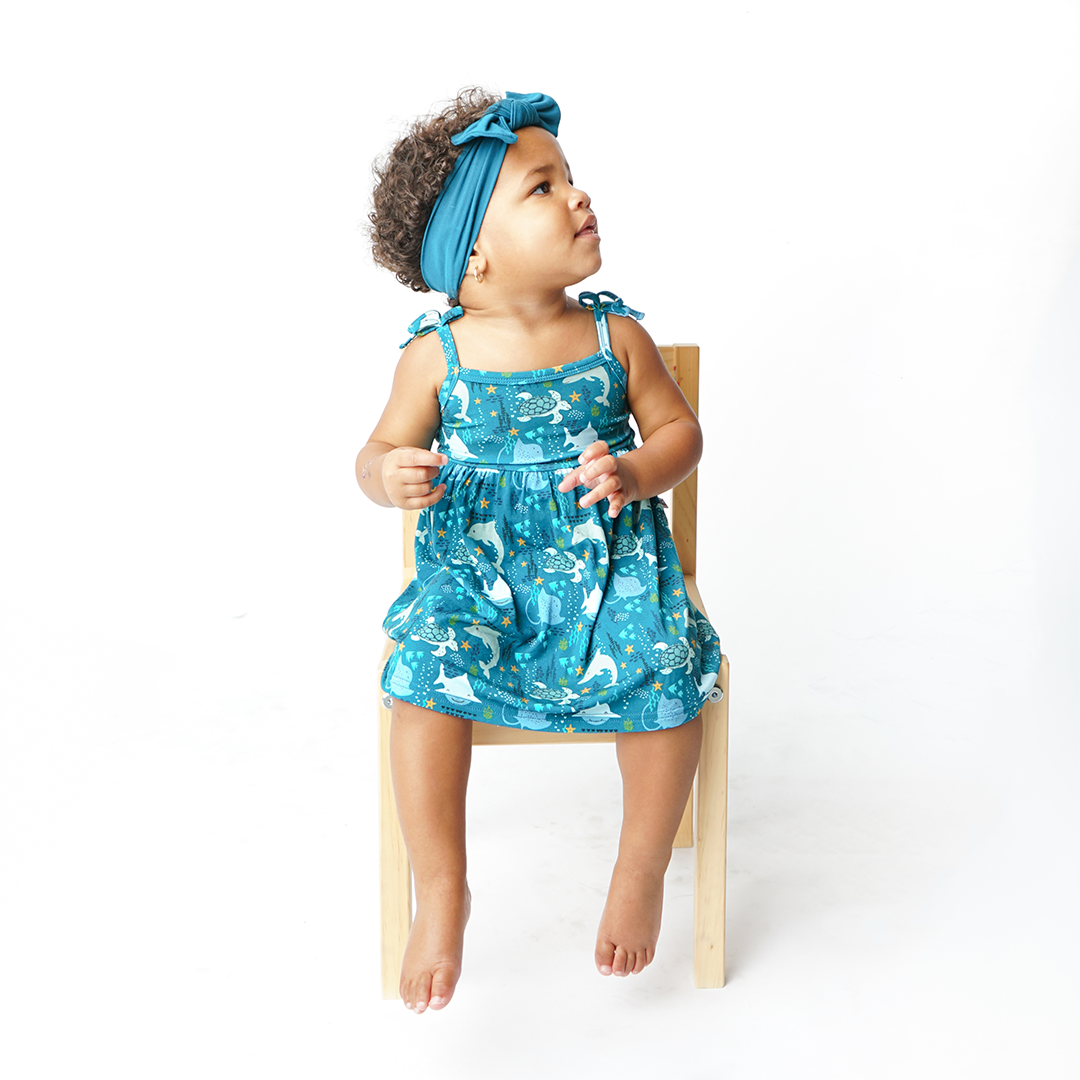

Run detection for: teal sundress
[[380, 291, 721, 733]]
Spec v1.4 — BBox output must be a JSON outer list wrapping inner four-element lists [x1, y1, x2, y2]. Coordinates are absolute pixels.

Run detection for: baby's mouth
[[576, 216, 600, 239]]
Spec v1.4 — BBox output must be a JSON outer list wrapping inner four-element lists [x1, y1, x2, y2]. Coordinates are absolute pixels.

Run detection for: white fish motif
[[579, 651, 618, 687], [569, 519, 609, 563], [466, 520, 505, 574], [448, 380, 471, 421], [479, 574, 513, 607], [582, 584, 603, 618], [564, 365, 610, 406], [573, 701, 620, 724], [434, 665, 481, 704], [445, 430, 476, 459], [463, 624, 501, 675], [562, 422, 599, 453]]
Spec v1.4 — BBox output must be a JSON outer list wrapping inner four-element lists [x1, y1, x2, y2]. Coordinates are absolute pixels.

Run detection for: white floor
[[3, 583, 1076, 1080]]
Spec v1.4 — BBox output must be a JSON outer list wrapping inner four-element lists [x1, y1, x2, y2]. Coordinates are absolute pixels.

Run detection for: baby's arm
[[558, 317, 702, 518], [355, 334, 448, 509]]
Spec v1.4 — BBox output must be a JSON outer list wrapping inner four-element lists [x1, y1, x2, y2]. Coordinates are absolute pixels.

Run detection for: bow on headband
[[419, 92, 561, 298]]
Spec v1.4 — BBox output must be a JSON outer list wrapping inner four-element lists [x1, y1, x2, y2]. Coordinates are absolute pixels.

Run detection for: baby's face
[[474, 127, 602, 292]]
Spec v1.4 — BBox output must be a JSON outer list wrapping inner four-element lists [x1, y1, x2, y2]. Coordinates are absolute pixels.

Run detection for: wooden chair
[[377, 344, 729, 994]]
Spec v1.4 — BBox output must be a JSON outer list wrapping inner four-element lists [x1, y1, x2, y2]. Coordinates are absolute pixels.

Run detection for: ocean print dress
[[380, 291, 722, 733]]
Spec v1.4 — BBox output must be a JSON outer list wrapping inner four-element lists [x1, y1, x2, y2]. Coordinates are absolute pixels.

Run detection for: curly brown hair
[[368, 87, 501, 300]]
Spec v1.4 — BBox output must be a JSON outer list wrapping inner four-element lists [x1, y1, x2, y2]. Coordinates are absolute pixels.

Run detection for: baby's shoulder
[[395, 320, 450, 398], [590, 297, 656, 372]]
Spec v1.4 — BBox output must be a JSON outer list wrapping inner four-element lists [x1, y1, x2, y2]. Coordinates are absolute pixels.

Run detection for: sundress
[[380, 291, 721, 733]]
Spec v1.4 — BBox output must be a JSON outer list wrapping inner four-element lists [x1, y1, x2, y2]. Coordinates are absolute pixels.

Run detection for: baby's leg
[[596, 713, 703, 976], [390, 698, 473, 1012]]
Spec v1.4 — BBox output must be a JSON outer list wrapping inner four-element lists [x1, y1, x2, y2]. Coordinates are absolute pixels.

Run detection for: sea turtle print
[[380, 291, 721, 733]]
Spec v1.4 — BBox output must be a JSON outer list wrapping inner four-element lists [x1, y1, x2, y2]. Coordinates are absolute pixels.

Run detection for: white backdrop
[[3, 2, 1078, 1077]]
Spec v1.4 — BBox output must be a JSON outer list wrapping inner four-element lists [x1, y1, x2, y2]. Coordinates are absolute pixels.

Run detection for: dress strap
[[401, 306, 464, 411], [401, 306, 464, 369], [577, 291, 644, 358]]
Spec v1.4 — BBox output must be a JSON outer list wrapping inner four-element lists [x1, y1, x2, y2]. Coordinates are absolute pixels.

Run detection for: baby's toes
[[612, 944, 631, 977], [403, 971, 433, 1013], [428, 964, 457, 1010], [595, 937, 616, 976]]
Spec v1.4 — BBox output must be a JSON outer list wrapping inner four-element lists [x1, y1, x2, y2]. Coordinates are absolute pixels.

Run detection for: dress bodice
[[403, 292, 642, 470]]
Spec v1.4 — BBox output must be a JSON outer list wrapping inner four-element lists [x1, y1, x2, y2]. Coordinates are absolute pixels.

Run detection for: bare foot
[[400, 880, 471, 1013], [594, 859, 665, 977]]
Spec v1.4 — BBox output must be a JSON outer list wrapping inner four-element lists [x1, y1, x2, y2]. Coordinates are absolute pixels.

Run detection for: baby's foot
[[594, 859, 665, 977], [400, 880, 471, 1013]]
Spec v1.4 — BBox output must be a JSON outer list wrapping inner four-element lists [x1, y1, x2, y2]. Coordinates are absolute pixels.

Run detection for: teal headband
[[419, 91, 561, 298]]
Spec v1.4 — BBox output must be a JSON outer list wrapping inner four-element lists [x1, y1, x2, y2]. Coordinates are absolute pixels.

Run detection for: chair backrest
[[658, 344, 700, 580]]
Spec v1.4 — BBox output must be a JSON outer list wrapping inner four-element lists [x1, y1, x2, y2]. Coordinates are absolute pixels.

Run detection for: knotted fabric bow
[[419, 92, 561, 299]]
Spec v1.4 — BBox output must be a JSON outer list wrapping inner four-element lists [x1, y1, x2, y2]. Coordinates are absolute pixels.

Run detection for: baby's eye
[[531, 180, 551, 195]]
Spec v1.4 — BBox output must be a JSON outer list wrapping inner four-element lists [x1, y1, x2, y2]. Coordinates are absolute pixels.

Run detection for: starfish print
[[570, 391, 581, 402]]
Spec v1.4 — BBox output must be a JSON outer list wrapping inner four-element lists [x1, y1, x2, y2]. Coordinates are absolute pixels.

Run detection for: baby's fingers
[[394, 482, 446, 510], [576, 440, 610, 465], [578, 473, 621, 510]]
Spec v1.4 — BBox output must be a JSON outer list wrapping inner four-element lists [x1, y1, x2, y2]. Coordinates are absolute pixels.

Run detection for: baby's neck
[[451, 291, 597, 372]]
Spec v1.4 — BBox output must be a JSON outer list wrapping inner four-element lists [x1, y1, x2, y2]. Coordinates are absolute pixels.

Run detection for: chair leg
[[674, 788, 694, 848], [378, 678, 412, 999], [694, 656, 729, 988]]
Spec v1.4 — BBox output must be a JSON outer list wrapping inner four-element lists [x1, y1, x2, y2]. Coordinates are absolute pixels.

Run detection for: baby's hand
[[557, 440, 636, 518], [382, 447, 448, 510]]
